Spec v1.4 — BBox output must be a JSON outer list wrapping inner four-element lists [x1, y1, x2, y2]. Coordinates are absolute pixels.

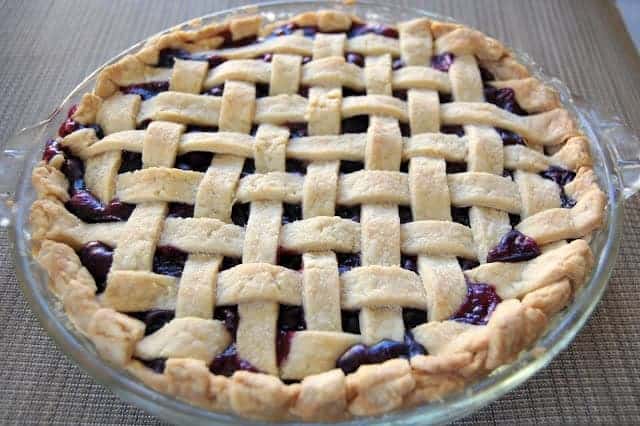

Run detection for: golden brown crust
[[29, 8, 607, 421]]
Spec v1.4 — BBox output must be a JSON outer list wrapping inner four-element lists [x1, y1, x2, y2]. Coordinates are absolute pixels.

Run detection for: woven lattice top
[[30, 9, 606, 421]]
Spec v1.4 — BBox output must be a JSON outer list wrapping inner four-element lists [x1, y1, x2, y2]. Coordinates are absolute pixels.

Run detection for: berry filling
[[399, 122, 411, 137], [341, 310, 361, 334], [392, 58, 405, 70], [130, 309, 175, 336], [140, 358, 167, 373], [483, 86, 527, 115], [157, 48, 193, 67], [336, 335, 426, 374], [218, 30, 257, 49], [42, 139, 64, 162], [497, 128, 526, 145], [451, 206, 471, 227], [446, 161, 467, 174], [240, 158, 256, 177], [214, 305, 239, 338], [209, 344, 259, 376], [174, 151, 213, 172], [286, 122, 308, 138], [282, 203, 302, 224], [458, 258, 480, 271], [335, 205, 361, 222], [345, 52, 364, 67], [392, 89, 407, 101], [401, 255, 417, 273], [167, 202, 194, 218], [120, 81, 169, 100], [341, 116, 369, 133], [78, 241, 114, 293], [348, 23, 399, 39], [540, 166, 577, 208], [336, 253, 361, 274], [398, 205, 413, 224], [118, 151, 143, 173], [285, 159, 307, 174], [431, 52, 455, 72], [402, 308, 427, 329], [203, 84, 224, 96], [509, 213, 521, 228], [479, 67, 496, 82], [278, 249, 303, 270], [441, 125, 465, 137], [231, 202, 250, 227], [439, 92, 453, 104], [58, 106, 105, 139], [486, 229, 540, 263], [451, 281, 501, 325], [220, 257, 241, 272], [152, 246, 188, 277], [339, 160, 364, 174]]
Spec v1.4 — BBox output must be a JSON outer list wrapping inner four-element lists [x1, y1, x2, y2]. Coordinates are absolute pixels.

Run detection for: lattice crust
[[30, 9, 606, 421]]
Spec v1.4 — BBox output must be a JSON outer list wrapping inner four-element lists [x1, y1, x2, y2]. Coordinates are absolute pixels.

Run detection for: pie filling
[[31, 10, 604, 414]]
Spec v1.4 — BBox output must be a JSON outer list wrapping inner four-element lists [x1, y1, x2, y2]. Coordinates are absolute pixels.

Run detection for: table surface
[[1, 0, 640, 424]]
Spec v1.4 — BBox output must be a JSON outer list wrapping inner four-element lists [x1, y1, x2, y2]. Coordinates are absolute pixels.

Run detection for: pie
[[29, 9, 606, 421]]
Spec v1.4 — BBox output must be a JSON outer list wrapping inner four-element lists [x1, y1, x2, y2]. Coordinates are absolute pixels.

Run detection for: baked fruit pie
[[30, 9, 606, 421]]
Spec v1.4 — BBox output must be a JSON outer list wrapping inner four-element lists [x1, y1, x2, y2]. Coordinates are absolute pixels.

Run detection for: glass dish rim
[[1, 0, 637, 424]]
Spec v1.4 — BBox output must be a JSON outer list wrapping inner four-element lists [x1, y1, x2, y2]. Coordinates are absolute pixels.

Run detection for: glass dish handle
[[575, 98, 640, 200], [0, 120, 50, 226]]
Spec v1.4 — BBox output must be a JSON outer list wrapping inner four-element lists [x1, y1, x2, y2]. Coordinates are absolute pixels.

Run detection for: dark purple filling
[[341, 310, 361, 334], [392, 58, 405, 70], [392, 89, 407, 101], [339, 160, 364, 174], [58, 106, 104, 139], [342, 87, 366, 97], [277, 331, 296, 365], [214, 305, 239, 338], [203, 84, 224, 97], [502, 169, 513, 180], [336, 252, 360, 274], [255, 83, 270, 98], [439, 92, 453, 104], [399, 122, 411, 137], [451, 281, 501, 325], [137, 119, 151, 130], [335, 205, 360, 222], [174, 151, 214, 172], [67, 191, 135, 223], [484, 86, 527, 115], [279, 305, 306, 331], [206, 54, 227, 69], [240, 159, 256, 177], [286, 122, 308, 138], [210, 344, 259, 376], [78, 241, 114, 293], [157, 48, 193, 67], [118, 151, 143, 173], [130, 309, 175, 336], [441, 125, 465, 137], [285, 159, 307, 174], [186, 124, 219, 133], [479, 67, 495, 82], [509, 214, 521, 228], [298, 85, 309, 98], [348, 23, 399, 39], [218, 29, 258, 49], [540, 166, 577, 208], [451, 206, 470, 227], [266, 23, 316, 39], [282, 203, 302, 224], [400, 161, 409, 173], [231, 202, 250, 227], [486, 229, 540, 263], [345, 52, 364, 67], [403, 309, 427, 329], [401, 255, 417, 273], [336, 334, 426, 374], [152, 246, 188, 277], [120, 81, 169, 100], [43, 139, 64, 162], [446, 162, 467, 174], [431, 52, 455, 72], [398, 205, 413, 224], [167, 202, 194, 218], [458, 258, 480, 271], [140, 358, 166, 374], [497, 128, 526, 146], [277, 249, 302, 270], [342, 116, 369, 134], [220, 257, 241, 272]]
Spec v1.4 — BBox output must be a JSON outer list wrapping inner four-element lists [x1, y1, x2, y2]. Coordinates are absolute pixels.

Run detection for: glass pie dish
[[1, 1, 639, 424]]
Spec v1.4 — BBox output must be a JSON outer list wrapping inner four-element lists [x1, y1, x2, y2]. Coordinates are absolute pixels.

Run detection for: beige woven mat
[[1, 0, 639, 424]]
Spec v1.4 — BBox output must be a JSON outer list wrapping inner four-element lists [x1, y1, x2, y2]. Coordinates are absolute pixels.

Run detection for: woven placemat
[[1, 0, 639, 424]]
